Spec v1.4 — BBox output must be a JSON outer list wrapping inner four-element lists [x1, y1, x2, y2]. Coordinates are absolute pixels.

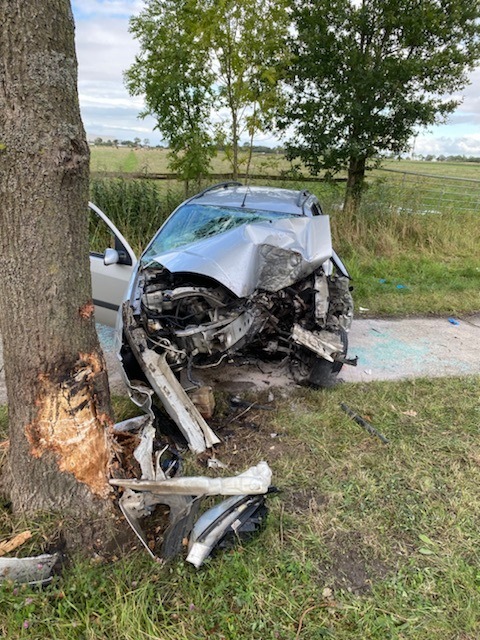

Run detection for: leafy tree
[[125, 0, 288, 181], [281, 0, 480, 214], [0, 0, 118, 546], [204, 0, 290, 178], [126, 0, 216, 188]]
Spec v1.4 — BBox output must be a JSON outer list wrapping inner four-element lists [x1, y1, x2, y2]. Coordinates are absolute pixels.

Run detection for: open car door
[[89, 202, 137, 327]]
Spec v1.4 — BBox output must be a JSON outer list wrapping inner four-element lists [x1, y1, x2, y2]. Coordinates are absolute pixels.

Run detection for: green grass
[[90, 146, 295, 176], [1, 377, 480, 638]]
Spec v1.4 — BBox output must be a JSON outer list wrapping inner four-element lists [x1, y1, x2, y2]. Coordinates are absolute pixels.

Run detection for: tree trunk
[[343, 155, 367, 216], [232, 109, 239, 180], [0, 1, 114, 517]]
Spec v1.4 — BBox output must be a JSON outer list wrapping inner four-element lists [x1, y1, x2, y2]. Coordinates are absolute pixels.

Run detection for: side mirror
[[104, 248, 120, 266]]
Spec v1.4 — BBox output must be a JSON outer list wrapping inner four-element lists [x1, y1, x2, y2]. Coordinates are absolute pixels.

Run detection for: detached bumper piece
[[187, 494, 269, 568], [111, 418, 272, 567]]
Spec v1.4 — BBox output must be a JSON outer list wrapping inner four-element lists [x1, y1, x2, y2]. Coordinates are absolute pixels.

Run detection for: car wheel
[[308, 328, 348, 388]]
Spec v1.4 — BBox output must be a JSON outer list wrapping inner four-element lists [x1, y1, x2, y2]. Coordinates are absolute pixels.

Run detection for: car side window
[[89, 207, 115, 256], [88, 207, 133, 266]]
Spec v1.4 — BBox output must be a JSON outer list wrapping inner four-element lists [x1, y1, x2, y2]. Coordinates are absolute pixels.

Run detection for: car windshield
[[142, 203, 293, 260]]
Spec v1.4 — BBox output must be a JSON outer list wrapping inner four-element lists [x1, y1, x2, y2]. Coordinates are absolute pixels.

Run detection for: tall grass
[[307, 177, 480, 260], [90, 178, 185, 255]]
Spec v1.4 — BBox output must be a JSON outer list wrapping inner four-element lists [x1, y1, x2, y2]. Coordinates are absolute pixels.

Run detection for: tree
[[126, 0, 216, 189], [204, 0, 290, 178], [0, 0, 115, 533], [125, 0, 288, 181], [281, 0, 480, 214]]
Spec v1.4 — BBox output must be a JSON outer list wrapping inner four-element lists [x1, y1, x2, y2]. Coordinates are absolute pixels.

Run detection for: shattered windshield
[[142, 203, 293, 260]]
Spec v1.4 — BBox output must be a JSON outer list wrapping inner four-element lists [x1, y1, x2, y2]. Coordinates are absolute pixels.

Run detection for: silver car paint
[[89, 202, 137, 326], [141, 215, 333, 298]]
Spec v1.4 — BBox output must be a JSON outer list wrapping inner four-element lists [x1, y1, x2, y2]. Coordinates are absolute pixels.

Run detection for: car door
[[89, 202, 137, 327]]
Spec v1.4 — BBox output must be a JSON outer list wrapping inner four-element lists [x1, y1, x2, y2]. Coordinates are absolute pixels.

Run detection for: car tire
[[308, 327, 348, 388]]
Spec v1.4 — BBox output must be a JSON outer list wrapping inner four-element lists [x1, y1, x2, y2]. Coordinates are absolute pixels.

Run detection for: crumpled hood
[[144, 216, 333, 298]]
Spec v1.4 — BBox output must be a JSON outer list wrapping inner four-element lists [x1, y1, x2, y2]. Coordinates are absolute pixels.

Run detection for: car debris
[[121, 303, 220, 454], [340, 402, 389, 444], [111, 417, 273, 565], [186, 493, 269, 568], [110, 461, 272, 496], [0, 553, 59, 585]]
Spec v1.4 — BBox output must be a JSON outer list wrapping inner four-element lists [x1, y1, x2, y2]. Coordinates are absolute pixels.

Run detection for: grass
[[90, 147, 293, 176], [90, 148, 480, 181], [1, 376, 480, 638]]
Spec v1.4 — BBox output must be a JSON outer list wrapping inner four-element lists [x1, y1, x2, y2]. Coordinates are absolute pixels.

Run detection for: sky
[[72, 0, 480, 156]]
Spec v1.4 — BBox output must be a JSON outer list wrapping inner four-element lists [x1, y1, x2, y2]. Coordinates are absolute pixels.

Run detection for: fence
[[91, 166, 480, 216], [369, 167, 480, 215]]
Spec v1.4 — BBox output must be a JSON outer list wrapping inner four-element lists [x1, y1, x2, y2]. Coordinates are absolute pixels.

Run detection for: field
[[89, 146, 480, 181], [89, 149, 480, 318]]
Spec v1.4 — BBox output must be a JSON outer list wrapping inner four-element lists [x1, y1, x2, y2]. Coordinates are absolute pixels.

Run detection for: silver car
[[90, 183, 354, 452]]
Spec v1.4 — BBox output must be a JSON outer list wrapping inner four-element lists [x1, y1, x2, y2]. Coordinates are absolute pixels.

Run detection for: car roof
[[190, 183, 316, 215]]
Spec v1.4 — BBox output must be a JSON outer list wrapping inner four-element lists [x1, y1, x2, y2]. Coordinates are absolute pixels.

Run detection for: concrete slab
[[340, 314, 480, 383]]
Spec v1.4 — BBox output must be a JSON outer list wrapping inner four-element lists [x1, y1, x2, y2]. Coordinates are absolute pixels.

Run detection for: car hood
[[144, 216, 333, 298]]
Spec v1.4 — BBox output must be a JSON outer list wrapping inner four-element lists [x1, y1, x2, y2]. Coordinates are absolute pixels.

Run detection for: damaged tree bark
[[0, 1, 114, 518]]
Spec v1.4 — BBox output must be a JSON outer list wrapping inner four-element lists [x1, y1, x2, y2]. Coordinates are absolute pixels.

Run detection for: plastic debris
[[186, 494, 269, 568], [0, 553, 59, 585], [448, 317, 460, 325], [207, 457, 228, 470], [110, 461, 272, 496]]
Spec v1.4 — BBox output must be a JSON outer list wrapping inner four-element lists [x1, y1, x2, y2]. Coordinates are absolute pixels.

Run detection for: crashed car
[[92, 182, 355, 452], [89, 183, 354, 563]]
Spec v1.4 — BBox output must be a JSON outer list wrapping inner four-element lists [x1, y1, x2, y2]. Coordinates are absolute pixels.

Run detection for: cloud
[[72, 0, 143, 19], [75, 18, 139, 82], [415, 134, 480, 157], [72, 4, 154, 142]]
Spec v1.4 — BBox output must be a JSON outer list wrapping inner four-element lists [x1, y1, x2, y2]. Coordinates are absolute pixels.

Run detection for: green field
[[90, 146, 290, 176], [90, 147, 480, 181]]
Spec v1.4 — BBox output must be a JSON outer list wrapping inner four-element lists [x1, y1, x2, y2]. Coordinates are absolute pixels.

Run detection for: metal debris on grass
[[340, 402, 389, 445]]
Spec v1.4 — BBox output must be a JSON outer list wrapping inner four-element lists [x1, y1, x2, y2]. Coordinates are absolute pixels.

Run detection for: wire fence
[[370, 168, 480, 215], [91, 166, 480, 216]]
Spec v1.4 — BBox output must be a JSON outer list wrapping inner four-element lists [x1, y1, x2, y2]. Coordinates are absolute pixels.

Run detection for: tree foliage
[[281, 0, 480, 213], [125, 0, 289, 181], [126, 0, 216, 188]]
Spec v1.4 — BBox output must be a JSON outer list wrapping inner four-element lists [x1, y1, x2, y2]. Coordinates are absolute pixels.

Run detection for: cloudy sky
[[72, 0, 480, 156]]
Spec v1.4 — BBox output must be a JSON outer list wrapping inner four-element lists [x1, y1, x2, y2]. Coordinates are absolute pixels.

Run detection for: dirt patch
[[320, 531, 390, 594], [284, 489, 329, 515], [205, 390, 306, 472]]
